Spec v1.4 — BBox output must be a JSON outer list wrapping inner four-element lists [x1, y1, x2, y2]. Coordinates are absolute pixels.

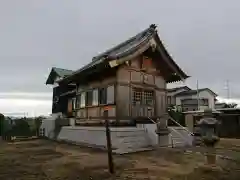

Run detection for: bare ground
[[0, 139, 240, 180]]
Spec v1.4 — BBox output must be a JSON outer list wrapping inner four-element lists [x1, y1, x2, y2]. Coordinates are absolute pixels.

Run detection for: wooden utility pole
[[197, 80, 200, 110], [104, 110, 114, 174]]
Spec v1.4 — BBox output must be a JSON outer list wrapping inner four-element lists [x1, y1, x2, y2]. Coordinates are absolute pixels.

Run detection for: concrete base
[[40, 116, 193, 154], [158, 135, 170, 147], [57, 126, 152, 153]]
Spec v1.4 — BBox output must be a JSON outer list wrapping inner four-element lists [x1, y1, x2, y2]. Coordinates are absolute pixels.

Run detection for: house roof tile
[[46, 67, 73, 85], [175, 88, 217, 97]]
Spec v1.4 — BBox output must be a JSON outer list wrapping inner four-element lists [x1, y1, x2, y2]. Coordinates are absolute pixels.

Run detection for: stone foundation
[[57, 126, 152, 153], [40, 116, 193, 154]]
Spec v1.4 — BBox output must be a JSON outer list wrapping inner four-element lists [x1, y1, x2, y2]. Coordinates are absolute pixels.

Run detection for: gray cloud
[[0, 0, 240, 103]]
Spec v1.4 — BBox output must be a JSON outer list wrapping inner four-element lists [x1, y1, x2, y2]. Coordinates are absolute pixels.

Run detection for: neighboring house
[[184, 108, 240, 138], [215, 102, 238, 109], [167, 86, 191, 105], [46, 24, 189, 125], [215, 102, 228, 109], [167, 87, 217, 112]]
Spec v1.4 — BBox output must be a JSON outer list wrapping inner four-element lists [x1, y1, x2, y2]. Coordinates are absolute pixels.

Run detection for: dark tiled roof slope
[[59, 24, 189, 84], [167, 86, 191, 93], [46, 67, 73, 84], [175, 88, 217, 96], [53, 67, 73, 77]]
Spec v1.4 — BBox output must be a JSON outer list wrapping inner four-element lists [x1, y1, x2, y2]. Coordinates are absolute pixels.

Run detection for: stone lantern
[[197, 108, 220, 165]]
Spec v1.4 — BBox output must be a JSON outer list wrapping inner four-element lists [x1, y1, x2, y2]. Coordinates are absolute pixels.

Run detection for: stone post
[[155, 114, 170, 147]]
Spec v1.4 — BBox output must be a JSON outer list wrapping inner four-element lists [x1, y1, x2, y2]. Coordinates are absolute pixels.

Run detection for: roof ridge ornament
[[150, 24, 157, 29]]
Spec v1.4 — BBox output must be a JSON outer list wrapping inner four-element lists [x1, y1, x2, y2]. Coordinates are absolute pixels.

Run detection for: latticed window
[[143, 90, 154, 105], [132, 88, 154, 105], [133, 88, 142, 105]]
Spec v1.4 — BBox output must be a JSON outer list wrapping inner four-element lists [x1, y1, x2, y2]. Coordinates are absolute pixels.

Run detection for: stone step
[[113, 147, 154, 155], [120, 138, 150, 146], [120, 142, 147, 149], [121, 137, 149, 144], [170, 136, 190, 147]]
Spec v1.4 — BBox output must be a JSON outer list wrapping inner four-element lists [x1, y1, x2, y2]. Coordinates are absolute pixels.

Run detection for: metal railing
[[147, 116, 194, 147], [167, 116, 194, 146], [169, 126, 192, 146], [168, 116, 194, 136], [147, 117, 174, 148]]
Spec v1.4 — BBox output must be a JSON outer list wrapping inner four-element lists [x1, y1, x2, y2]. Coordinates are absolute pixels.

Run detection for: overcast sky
[[0, 0, 240, 116]]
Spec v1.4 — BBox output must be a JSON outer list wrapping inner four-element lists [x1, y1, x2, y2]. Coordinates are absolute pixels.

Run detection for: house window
[[99, 87, 107, 105], [143, 90, 154, 105], [132, 88, 154, 105], [93, 89, 99, 106], [80, 92, 86, 108], [98, 85, 115, 105], [76, 86, 115, 108], [202, 99, 209, 106], [72, 98, 76, 110], [133, 88, 142, 105], [86, 91, 93, 106], [107, 85, 115, 104], [76, 96, 80, 109]]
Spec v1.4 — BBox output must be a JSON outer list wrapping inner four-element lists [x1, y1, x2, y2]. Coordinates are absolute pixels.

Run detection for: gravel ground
[[0, 138, 239, 180]]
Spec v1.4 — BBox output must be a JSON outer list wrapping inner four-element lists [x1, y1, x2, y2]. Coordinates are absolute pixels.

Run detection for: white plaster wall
[[175, 90, 215, 109], [199, 91, 215, 109], [58, 126, 108, 148], [40, 117, 55, 139], [137, 124, 171, 147], [137, 124, 158, 145], [40, 117, 193, 150], [57, 126, 152, 150], [176, 95, 192, 106]]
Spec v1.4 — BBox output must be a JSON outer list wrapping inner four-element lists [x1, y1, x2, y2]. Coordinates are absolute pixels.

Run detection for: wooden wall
[[116, 55, 167, 120], [73, 53, 168, 124], [74, 76, 117, 123]]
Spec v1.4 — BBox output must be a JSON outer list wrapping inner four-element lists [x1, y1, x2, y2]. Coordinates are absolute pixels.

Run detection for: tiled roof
[[175, 88, 217, 97], [52, 67, 73, 77], [59, 24, 189, 84], [61, 25, 157, 83], [46, 67, 73, 84], [167, 86, 191, 93], [92, 24, 157, 62]]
